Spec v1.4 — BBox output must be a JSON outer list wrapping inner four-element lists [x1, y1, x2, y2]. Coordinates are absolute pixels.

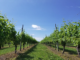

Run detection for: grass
[[49, 44, 77, 55], [0, 44, 29, 55], [2, 44, 14, 48], [15, 43, 64, 60]]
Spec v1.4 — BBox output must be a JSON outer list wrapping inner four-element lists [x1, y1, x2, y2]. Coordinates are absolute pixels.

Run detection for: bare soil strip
[[0, 44, 36, 60], [44, 44, 80, 60]]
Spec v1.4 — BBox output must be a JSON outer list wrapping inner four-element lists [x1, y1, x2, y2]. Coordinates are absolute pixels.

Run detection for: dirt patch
[[0, 44, 36, 60], [44, 44, 80, 60]]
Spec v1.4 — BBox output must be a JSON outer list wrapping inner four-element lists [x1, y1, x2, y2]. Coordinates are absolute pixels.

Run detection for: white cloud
[[33, 37, 43, 42], [32, 24, 45, 30]]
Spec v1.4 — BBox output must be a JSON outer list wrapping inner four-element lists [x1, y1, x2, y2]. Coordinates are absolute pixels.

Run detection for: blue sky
[[0, 0, 80, 42]]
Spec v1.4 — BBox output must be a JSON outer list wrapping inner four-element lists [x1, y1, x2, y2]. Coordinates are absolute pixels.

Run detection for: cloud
[[33, 37, 43, 42], [32, 24, 45, 30]]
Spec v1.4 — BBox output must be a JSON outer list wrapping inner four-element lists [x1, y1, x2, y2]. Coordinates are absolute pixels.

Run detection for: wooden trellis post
[[55, 24, 59, 51], [20, 25, 24, 51]]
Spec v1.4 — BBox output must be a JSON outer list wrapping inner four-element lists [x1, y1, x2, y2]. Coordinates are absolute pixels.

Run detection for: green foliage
[[0, 13, 38, 51], [41, 20, 80, 54], [0, 15, 11, 48]]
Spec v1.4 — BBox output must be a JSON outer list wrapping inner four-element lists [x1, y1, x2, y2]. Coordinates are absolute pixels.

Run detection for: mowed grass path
[[15, 44, 64, 60]]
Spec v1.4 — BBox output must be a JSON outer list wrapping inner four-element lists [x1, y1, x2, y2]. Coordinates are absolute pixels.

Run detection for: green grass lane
[[15, 43, 64, 60], [0, 44, 28, 55]]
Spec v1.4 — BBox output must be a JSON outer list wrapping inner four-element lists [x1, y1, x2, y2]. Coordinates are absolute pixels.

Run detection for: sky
[[0, 0, 80, 42]]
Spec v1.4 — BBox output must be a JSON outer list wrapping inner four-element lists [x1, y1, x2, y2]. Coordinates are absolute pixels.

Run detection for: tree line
[[0, 13, 38, 53], [41, 20, 80, 57]]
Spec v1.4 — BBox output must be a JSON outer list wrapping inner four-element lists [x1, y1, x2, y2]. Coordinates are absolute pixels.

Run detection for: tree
[[0, 15, 9, 49], [59, 21, 68, 54], [21, 31, 26, 49], [71, 22, 80, 57], [10, 25, 19, 53]]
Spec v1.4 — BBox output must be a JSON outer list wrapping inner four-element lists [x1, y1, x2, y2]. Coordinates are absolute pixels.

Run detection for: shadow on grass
[[16, 44, 38, 60], [49, 45, 77, 55], [38, 58, 43, 60], [66, 45, 76, 47], [48, 44, 52, 46], [59, 47, 77, 55]]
